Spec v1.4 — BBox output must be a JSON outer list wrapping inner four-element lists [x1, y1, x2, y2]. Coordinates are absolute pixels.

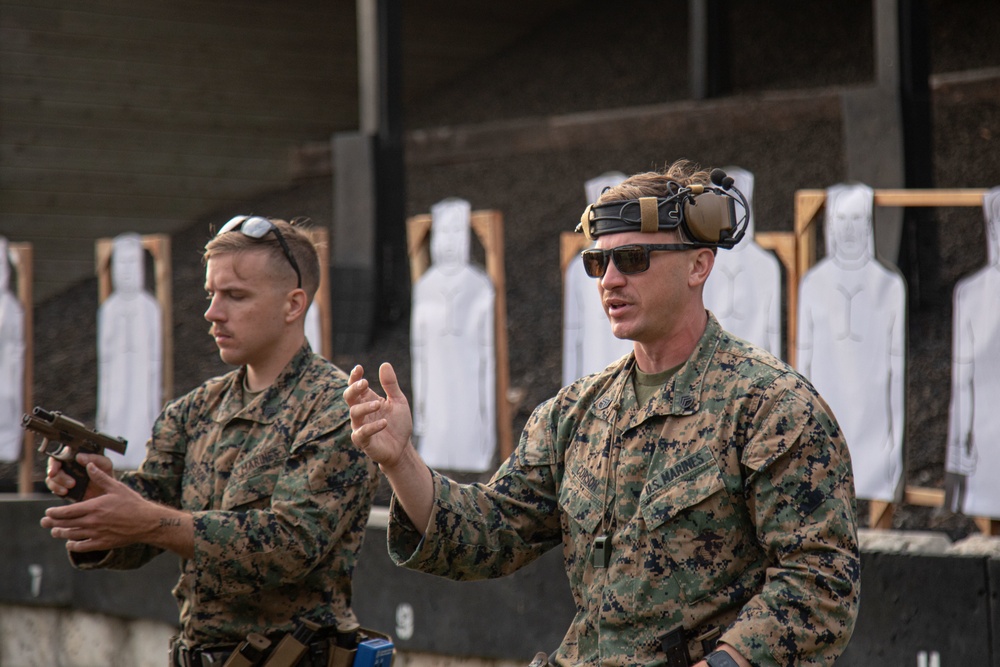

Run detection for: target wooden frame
[[96, 234, 173, 402], [794, 188, 996, 535], [8, 243, 35, 495], [407, 209, 514, 462]]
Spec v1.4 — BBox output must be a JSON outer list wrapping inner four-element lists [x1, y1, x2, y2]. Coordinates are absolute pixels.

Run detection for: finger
[[45, 501, 90, 521], [351, 419, 388, 445], [43, 515, 77, 533], [349, 398, 382, 422], [46, 458, 80, 495], [51, 525, 89, 540], [46, 457, 63, 477], [84, 462, 116, 491], [76, 453, 113, 474], [66, 537, 107, 553], [349, 365, 365, 384], [378, 362, 404, 400], [344, 376, 370, 406], [54, 468, 76, 487], [45, 476, 71, 497]]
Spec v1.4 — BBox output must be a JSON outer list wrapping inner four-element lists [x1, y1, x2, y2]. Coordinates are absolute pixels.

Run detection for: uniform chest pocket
[[222, 447, 286, 510], [639, 447, 755, 603], [640, 447, 723, 530], [558, 461, 606, 536]]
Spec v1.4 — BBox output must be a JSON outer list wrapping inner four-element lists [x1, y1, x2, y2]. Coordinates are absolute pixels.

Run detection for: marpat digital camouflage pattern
[[388, 315, 859, 666], [76, 344, 379, 647]]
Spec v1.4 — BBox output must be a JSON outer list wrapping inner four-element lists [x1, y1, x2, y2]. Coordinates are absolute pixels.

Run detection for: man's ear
[[688, 248, 715, 288], [285, 289, 309, 323]]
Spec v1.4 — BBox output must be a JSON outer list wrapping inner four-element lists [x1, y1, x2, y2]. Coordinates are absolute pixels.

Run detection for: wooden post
[[973, 517, 1000, 536], [794, 188, 992, 532], [559, 232, 588, 277], [755, 231, 797, 361], [10, 243, 35, 495], [407, 210, 514, 463]]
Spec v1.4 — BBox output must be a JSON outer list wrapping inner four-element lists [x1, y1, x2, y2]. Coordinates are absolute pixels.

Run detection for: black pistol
[[21, 407, 128, 502]]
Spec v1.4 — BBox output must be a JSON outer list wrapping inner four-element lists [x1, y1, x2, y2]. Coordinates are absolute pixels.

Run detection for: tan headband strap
[[639, 197, 659, 233]]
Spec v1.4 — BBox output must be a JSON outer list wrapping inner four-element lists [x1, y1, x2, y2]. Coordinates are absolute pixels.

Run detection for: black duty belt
[[169, 642, 237, 667]]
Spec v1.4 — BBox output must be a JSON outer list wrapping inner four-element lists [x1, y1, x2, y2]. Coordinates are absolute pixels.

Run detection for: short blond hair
[[597, 160, 713, 205], [204, 218, 321, 299]]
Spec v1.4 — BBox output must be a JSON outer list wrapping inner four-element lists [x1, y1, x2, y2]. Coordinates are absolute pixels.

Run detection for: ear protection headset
[[576, 168, 750, 248]]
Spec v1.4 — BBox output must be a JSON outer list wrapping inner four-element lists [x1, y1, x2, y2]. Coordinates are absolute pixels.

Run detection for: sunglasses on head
[[218, 216, 302, 289], [581, 243, 690, 278]]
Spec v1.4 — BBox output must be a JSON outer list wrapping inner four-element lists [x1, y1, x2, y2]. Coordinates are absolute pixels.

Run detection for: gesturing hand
[[345, 363, 434, 532], [345, 363, 414, 469]]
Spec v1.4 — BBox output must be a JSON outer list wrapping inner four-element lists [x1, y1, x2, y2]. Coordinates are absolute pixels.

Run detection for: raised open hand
[[345, 363, 415, 468]]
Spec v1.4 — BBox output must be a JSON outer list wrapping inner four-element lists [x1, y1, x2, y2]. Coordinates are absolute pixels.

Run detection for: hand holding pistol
[[21, 407, 127, 502]]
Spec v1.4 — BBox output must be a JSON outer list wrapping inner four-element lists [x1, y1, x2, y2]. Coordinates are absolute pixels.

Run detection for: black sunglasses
[[218, 216, 302, 289], [581, 243, 690, 278]]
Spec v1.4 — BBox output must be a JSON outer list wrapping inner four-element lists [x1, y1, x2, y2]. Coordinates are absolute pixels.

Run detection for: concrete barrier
[[3, 499, 998, 666]]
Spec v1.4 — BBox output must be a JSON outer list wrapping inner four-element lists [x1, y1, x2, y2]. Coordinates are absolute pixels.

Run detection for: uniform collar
[[590, 313, 723, 424], [214, 343, 315, 424]]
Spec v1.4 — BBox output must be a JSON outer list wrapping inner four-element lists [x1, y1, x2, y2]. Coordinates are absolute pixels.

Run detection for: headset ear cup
[[683, 192, 735, 243]]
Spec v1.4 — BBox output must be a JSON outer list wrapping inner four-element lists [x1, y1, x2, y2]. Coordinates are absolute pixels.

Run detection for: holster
[[661, 624, 723, 667]]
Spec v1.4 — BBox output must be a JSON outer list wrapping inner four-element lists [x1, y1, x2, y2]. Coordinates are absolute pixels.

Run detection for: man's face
[[594, 231, 702, 345], [203, 250, 291, 368]]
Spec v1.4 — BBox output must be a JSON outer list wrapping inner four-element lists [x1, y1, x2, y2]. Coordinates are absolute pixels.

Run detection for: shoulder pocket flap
[[640, 449, 723, 531], [741, 389, 814, 473]]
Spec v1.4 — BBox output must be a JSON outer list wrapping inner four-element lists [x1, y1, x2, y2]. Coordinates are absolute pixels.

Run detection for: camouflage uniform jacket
[[77, 344, 379, 647], [388, 314, 859, 666]]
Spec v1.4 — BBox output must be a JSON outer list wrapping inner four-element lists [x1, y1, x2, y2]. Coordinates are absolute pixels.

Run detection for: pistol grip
[[60, 458, 90, 502]]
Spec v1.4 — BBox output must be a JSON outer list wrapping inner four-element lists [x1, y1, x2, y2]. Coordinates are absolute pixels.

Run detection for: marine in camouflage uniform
[[347, 161, 861, 666], [42, 218, 380, 656], [75, 343, 379, 646], [385, 314, 859, 666]]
